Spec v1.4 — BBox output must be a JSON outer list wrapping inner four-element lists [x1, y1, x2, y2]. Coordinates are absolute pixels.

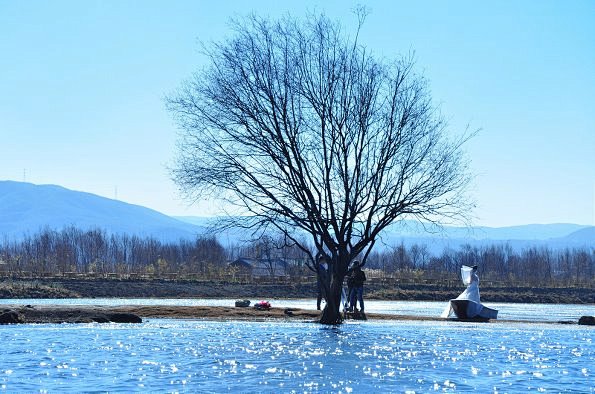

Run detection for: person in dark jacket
[[348, 263, 366, 313], [345, 260, 358, 311]]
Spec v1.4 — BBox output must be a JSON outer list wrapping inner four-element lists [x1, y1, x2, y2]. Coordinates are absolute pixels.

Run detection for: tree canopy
[[167, 13, 473, 324]]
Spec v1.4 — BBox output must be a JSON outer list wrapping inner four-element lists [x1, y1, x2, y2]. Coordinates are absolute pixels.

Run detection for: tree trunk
[[319, 273, 344, 325]]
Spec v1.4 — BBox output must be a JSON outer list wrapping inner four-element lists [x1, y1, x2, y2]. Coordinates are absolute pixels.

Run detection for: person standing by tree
[[348, 263, 366, 313], [344, 260, 358, 311]]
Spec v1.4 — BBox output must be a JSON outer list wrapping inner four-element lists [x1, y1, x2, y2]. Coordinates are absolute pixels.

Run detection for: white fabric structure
[[456, 266, 480, 304], [460, 265, 473, 286], [441, 265, 484, 318]]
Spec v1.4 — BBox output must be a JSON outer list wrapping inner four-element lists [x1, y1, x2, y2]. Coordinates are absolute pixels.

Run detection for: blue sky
[[1, 0, 594, 227]]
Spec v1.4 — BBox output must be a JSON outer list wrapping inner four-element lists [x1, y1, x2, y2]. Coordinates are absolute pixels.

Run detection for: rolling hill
[[1, 180, 592, 251], [174, 216, 594, 253], [0, 181, 204, 241]]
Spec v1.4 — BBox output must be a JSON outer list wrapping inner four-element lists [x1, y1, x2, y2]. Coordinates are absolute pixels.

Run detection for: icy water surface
[[1, 319, 593, 392]]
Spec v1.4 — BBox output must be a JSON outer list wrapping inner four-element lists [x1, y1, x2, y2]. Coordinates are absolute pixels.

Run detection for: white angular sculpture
[[442, 265, 498, 320]]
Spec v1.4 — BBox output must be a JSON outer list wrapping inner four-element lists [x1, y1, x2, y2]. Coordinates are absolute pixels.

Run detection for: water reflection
[[1, 320, 593, 392]]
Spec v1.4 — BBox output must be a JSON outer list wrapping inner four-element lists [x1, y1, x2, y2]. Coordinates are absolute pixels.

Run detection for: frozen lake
[[1, 316, 593, 392], [1, 299, 594, 391]]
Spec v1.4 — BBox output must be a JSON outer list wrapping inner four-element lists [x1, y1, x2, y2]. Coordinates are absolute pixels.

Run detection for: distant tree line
[[0, 227, 592, 287], [0, 227, 229, 278], [365, 242, 594, 287]]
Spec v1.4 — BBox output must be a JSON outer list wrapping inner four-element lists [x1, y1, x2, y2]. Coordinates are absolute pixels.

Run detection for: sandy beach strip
[[1, 304, 588, 325]]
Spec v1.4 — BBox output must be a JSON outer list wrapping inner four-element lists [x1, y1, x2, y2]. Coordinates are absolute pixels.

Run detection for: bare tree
[[167, 13, 472, 324]]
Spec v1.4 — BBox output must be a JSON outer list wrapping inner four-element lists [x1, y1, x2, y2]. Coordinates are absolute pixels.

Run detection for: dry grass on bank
[[0, 281, 80, 299]]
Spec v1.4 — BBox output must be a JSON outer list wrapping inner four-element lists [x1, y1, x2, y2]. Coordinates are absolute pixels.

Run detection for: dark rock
[[235, 299, 251, 307], [344, 310, 367, 320], [73, 317, 99, 323], [91, 314, 111, 323], [578, 316, 595, 326], [0, 310, 22, 324], [107, 313, 142, 323], [284, 308, 294, 316]]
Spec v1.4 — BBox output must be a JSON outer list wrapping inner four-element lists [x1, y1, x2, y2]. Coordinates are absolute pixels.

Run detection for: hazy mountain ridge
[[174, 216, 592, 241], [174, 216, 593, 253], [1, 181, 592, 251], [378, 220, 590, 241], [365, 221, 593, 253], [0, 181, 204, 241]]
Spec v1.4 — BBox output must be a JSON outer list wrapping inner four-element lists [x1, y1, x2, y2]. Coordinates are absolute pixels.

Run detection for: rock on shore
[[0, 310, 21, 324], [0, 306, 142, 324]]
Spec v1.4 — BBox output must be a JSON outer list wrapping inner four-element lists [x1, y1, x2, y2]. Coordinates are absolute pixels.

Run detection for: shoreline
[[1, 304, 592, 326], [1, 278, 593, 304]]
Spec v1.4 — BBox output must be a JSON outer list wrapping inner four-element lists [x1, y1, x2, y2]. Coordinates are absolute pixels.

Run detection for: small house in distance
[[229, 257, 290, 278]]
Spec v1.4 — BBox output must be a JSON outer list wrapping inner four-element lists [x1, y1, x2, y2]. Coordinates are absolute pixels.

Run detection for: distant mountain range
[[0, 181, 205, 241], [369, 220, 594, 253], [1, 181, 593, 252], [173, 215, 594, 251]]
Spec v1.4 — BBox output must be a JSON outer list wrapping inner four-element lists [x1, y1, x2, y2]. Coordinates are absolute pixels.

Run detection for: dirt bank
[[2, 304, 591, 326], [1, 278, 593, 304]]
